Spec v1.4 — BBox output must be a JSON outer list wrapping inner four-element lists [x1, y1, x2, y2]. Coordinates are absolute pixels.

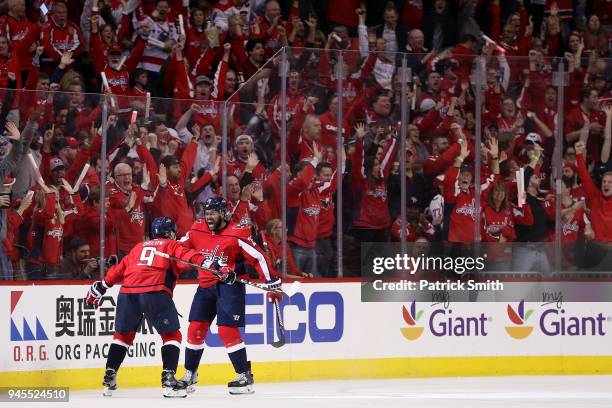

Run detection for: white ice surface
[[5, 376, 612, 408]]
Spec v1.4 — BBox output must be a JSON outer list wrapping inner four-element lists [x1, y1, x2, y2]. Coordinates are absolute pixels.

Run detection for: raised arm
[[601, 105, 612, 164], [575, 141, 601, 201]]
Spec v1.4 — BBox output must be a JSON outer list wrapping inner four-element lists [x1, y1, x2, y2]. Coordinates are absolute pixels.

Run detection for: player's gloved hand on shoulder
[[86, 280, 110, 307], [218, 266, 236, 285]]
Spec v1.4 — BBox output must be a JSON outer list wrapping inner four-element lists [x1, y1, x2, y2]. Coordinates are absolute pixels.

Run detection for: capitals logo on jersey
[[233, 216, 252, 228], [303, 206, 321, 217], [366, 187, 388, 200], [198, 104, 219, 115], [107, 75, 129, 89], [456, 199, 478, 219], [47, 227, 63, 239], [130, 210, 145, 226], [562, 221, 580, 236], [201, 244, 229, 268]]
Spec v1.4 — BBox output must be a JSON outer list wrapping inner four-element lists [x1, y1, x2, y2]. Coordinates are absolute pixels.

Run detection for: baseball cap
[[50, 157, 65, 171], [161, 155, 180, 167], [235, 134, 253, 145], [525, 132, 542, 144], [563, 162, 577, 173], [196, 75, 211, 85], [419, 98, 436, 112], [166, 127, 182, 143], [64, 136, 79, 148], [108, 45, 123, 55], [459, 162, 473, 174]]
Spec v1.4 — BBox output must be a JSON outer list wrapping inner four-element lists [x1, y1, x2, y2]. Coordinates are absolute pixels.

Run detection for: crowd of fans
[[0, 0, 611, 281]]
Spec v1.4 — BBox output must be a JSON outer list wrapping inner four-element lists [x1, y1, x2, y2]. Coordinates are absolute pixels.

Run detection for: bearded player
[[179, 197, 281, 394]]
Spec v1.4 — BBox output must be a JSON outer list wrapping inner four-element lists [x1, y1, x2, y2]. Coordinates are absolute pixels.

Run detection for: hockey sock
[[161, 344, 180, 371], [219, 326, 248, 373], [185, 348, 204, 373], [185, 321, 209, 373], [160, 330, 182, 371], [227, 347, 248, 374], [106, 343, 128, 371]]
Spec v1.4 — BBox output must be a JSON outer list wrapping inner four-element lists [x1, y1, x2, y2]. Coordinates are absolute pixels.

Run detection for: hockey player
[[179, 197, 280, 395], [85, 217, 215, 398]]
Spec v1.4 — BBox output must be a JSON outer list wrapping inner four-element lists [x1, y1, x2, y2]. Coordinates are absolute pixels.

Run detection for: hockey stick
[[153, 250, 301, 297], [271, 299, 286, 348]]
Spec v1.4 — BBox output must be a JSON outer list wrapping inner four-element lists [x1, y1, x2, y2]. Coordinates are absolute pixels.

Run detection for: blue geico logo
[[205, 291, 344, 346]]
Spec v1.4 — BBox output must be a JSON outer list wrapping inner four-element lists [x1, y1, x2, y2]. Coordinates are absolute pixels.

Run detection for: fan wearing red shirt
[[575, 140, 612, 242], [261, 218, 305, 278], [350, 123, 398, 242], [108, 144, 157, 256], [26, 158, 83, 278], [444, 134, 500, 243], [565, 88, 606, 163], [319, 94, 351, 146], [481, 181, 533, 269], [391, 209, 436, 242], [0, 0, 40, 73], [315, 162, 340, 277], [86, 217, 208, 398], [227, 135, 266, 182], [497, 97, 526, 150], [249, 0, 296, 58], [40, 1, 84, 63], [152, 147, 197, 237], [91, 40, 146, 96], [286, 154, 325, 277], [544, 179, 593, 244], [267, 71, 307, 136], [288, 98, 337, 166]]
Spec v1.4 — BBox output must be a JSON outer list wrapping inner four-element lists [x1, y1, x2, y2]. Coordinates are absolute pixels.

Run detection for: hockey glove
[[265, 277, 282, 291], [218, 266, 236, 285], [86, 280, 110, 307], [267, 291, 283, 303]]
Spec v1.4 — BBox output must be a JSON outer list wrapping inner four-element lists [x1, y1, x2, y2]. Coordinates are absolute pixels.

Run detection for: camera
[[83, 255, 118, 269], [0, 193, 10, 209]]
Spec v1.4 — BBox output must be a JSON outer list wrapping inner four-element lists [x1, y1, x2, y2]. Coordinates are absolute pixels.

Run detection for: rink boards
[[1, 282, 612, 389]]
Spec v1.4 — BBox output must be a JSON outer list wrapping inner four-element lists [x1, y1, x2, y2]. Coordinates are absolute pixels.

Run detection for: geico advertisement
[[1, 283, 347, 371]]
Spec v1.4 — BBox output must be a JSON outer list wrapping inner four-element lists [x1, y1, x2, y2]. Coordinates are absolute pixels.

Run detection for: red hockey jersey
[[104, 238, 204, 295], [350, 137, 398, 229], [444, 166, 498, 243], [181, 219, 274, 288]]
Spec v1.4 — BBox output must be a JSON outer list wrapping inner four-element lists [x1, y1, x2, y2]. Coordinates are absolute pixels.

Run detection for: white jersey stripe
[[238, 239, 272, 281]]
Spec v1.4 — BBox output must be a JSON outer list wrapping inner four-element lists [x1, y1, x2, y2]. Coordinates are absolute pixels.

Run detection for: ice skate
[[178, 369, 198, 394], [102, 368, 117, 397], [162, 369, 187, 398], [228, 370, 254, 394]]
